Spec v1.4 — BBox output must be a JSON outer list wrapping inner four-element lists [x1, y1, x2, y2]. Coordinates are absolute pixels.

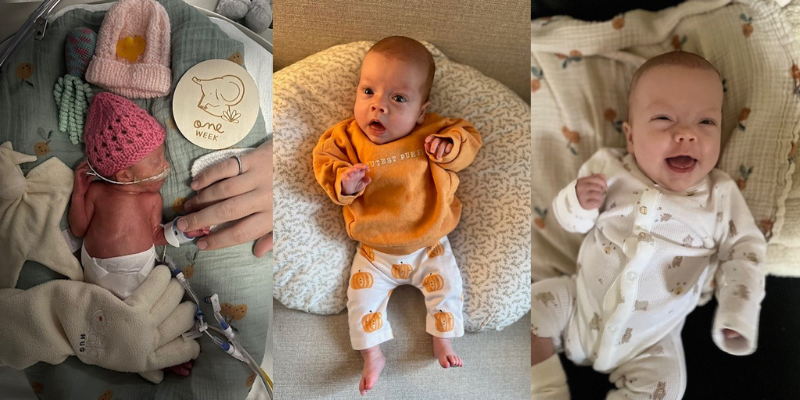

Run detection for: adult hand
[[179, 141, 273, 258]]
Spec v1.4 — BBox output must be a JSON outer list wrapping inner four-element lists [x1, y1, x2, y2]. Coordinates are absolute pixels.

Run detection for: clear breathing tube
[[85, 159, 170, 185], [159, 248, 273, 399]]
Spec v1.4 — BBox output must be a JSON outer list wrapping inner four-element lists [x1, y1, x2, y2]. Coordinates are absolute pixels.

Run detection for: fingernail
[[190, 181, 199, 190], [184, 200, 193, 212], [197, 240, 207, 250], [178, 219, 188, 231]]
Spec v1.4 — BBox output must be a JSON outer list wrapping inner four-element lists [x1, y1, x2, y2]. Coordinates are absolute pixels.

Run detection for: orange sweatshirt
[[313, 113, 482, 255]]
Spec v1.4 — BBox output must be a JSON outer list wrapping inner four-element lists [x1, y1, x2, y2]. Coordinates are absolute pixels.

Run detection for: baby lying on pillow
[[312, 36, 482, 395]]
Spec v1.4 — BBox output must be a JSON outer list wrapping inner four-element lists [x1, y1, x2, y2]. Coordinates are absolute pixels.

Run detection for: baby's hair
[[628, 51, 721, 118], [366, 36, 435, 102]]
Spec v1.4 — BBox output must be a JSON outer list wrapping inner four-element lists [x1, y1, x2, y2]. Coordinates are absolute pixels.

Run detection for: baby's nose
[[370, 102, 387, 114], [674, 126, 697, 142]]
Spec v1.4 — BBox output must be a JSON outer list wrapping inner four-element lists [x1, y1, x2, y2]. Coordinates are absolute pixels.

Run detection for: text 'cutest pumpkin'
[[434, 310, 455, 332], [351, 270, 374, 289], [391, 262, 413, 279], [423, 273, 444, 292], [362, 310, 383, 333]]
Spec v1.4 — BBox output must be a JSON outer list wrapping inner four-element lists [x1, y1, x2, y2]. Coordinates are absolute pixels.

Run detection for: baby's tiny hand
[[74, 160, 94, 192], [184, 227, 211, 238], [341, 164, 371, 195], [425, 135, 454, 160], [575, 174, 607, 210]]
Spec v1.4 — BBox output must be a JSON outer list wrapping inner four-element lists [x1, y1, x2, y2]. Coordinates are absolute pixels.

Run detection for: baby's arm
[[68, 161, 95, 238], [312, 124, 365, 205], [552, 150, 611, 233], [152, 195, 208, 246], [152, 194, 168, 246], [423, 119, 482, 171], [712, 183, 766, 356]]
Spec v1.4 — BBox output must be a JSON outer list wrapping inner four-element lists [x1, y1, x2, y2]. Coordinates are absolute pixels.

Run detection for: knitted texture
[[53, 74, 92, 145], [84, 92, 165, 177], [85, 0, 171, 99], [65, 27, 97, 78]]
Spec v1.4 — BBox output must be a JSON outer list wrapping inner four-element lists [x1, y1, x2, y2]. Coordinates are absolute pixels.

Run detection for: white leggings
[[347, 236, 464, 350], [531, 277, 687, 400]]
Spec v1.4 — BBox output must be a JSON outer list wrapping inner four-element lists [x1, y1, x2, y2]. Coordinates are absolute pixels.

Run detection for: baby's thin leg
[[607, 327, 686, 400], [359, 344, 386, 395], [432, 336, 463, 368]]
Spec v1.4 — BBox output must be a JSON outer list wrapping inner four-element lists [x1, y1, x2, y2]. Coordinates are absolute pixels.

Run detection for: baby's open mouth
[[665, 155, 697, 173], [368, 120, 386, 135]]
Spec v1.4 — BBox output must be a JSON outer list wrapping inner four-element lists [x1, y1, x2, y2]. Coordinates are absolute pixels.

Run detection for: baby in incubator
[[68, 92, 207, 378], [531, 51, 767, 399]]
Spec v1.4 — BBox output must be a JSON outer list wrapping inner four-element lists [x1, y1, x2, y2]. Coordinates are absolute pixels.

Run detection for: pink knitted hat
[[84, 92, 166, 177], [85, 0, 171, 99]]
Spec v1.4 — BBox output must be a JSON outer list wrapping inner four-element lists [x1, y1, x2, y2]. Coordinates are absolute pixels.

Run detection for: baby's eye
[[653, 116, 670, 121], [363, 88, 373, 95], [392, 95, 406, 103], [700, 119, 716, 125]]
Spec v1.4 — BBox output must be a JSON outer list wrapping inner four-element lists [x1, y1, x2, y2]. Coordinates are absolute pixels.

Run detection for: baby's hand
[[73, 160, 94, 193], [184, 227, 211, 238], [341, 164, 371, 195], [425, 135, 454, 160], [575, 174, 607, 210]]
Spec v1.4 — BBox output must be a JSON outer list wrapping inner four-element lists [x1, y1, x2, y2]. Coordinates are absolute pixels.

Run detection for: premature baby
[[531, 51, 766, 400], [312, 36, 482, 395], [68, 92, 206, 379]]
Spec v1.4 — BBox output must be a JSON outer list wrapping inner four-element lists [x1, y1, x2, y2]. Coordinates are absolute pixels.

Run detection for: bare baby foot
[[359, 345, 386, 395], [433, 337, 463, 368]]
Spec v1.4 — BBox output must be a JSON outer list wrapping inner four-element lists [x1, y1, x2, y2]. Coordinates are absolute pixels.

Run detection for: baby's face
[[127, 144, 169, 190], [354, 52, 430, 145], [623, 65, 722, 192]]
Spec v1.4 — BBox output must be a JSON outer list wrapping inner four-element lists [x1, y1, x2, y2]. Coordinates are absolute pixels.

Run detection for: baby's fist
[[575, 174, 607, 210], [425, 135, 454, 160], [341, 164, 372, 195]]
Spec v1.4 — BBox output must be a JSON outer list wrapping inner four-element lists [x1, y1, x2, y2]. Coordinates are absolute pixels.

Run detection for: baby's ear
[[417, 101, 430, 124], [623, 122, 634, 153], [114, 167, 135, 183]]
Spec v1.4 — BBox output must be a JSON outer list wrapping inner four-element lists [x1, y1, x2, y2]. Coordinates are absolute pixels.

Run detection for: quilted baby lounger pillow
[[273, 41, 531, 331], [531, 0, 800, 280]]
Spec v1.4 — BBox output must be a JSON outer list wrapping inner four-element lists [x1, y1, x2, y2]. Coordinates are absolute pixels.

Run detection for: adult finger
[[191, 155, 248, 192], [180, 190, 263, 232], [254, 232, 273, 258], [185, 172, 258, 213], [197, 211, 270, 251]]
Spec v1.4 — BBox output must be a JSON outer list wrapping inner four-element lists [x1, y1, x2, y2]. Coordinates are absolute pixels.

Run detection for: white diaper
[[81, 244, 157, 300]]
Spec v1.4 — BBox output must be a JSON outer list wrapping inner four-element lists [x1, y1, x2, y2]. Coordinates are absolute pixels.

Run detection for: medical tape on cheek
[[163, 217, 194, 247]]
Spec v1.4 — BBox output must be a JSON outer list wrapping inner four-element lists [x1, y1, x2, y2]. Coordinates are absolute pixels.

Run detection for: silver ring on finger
[[232, 155, 243, 176]]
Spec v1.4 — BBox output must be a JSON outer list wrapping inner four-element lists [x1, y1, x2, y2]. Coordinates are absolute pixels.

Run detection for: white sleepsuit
[[348, 236, 464, 350], [532, 149, 766, 399]]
